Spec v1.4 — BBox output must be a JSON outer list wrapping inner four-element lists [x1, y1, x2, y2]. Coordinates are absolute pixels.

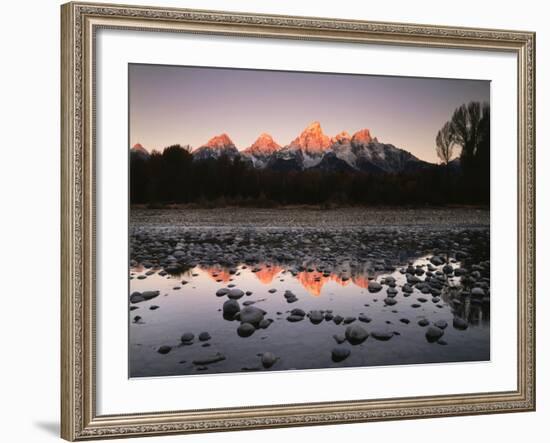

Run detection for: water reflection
[[196, 263, 397, 297], [129, 253, 490, 378]]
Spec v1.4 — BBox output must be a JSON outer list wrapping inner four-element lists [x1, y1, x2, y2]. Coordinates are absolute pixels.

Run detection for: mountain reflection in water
[[198, 263, 397, 297]]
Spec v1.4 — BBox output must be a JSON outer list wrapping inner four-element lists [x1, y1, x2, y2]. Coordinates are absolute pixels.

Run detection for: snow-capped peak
[[289, 121, 331, 155]]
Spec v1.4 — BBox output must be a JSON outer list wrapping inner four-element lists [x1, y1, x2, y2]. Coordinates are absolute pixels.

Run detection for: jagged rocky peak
[[289, 121, 331, 154], [244, 133, 281, 155], [192, 133, 239, 161], [200, 133, 236, 150], [130, 143, 150, 159], [131, 143, 149, 154], [351, 128, 376, 146], [331, 131, 352, 145]]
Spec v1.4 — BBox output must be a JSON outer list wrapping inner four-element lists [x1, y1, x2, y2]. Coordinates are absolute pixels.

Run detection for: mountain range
[[131, 121, 436, 174]]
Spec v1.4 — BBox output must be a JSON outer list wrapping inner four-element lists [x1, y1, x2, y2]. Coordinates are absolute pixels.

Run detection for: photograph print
[[128, 64, 490, 377]]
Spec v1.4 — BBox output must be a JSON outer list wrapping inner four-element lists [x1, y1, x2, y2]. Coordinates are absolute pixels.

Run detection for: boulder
[[345, 324, 369, 345], [237, 322, 256, 337], [425, 326, 445, 343]]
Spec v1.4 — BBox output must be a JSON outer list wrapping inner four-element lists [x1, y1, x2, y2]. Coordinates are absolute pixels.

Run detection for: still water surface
[[129, 255, 489, 377]]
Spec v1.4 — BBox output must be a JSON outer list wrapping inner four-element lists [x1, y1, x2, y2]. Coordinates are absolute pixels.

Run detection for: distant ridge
[[134, 122, 437, 174], [130, 143, 150, 159]]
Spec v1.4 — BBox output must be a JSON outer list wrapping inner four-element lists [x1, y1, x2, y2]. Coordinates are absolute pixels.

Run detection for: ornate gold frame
[[61, 1, 536, 440]]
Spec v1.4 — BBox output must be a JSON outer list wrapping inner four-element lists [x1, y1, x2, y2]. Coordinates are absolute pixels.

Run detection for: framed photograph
[[61, 1, 536, 440]]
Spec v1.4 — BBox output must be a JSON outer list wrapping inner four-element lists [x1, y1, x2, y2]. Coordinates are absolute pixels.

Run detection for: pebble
[[333, 334, 347, 344], [331, 347, 351, 362], [370, 330, 394, 341], [261, 352, 278, 368], [181, 332, 194, 343], [157, 345, 171, 354], [198, 332, 211, 341]]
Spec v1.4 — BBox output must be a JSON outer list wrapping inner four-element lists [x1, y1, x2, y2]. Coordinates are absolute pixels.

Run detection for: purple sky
[[129, 64, 489, 163]]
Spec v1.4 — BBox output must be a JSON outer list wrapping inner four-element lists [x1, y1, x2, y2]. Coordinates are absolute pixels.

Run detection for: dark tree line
[[131, 151, 487, 207], [130, 102, 490, 208]]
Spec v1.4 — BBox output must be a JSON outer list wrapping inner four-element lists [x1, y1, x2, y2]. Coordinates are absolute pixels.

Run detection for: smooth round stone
[[368, 282, 383, 293], [130, 292, 145, 304], [425, 326, 445, 343], [331, 347, 351, 362], [453, 317, 469, 330], [400, 318, 410, 324], [308, 310, 324, 324], [343, 316, 356, 324], [239, 306, 265, 325], [139, 290, 159, 301], [198, 332, 211, 341], [237, 322, 256, 337], [157, 345, 172, 355], [283, 290, 297, 299], [216, 288, 230, 297], [222, 299, 240, 317], [411, 303, 421, 308], [180, 332, 194, 343], [261, 352, 278, 368], [287, 314, 304, 322], [333, 334, 346, 344], [371, 330, 394, 341], [384, 298, 397, 306], [227, 289, 245, 300], [418, 319, 430, 327], [345, 324, 369, 345], [290, 308, 306, 317]]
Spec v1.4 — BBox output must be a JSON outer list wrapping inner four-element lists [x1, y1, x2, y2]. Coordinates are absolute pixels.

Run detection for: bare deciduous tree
[[436, 121, 455, 166]]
